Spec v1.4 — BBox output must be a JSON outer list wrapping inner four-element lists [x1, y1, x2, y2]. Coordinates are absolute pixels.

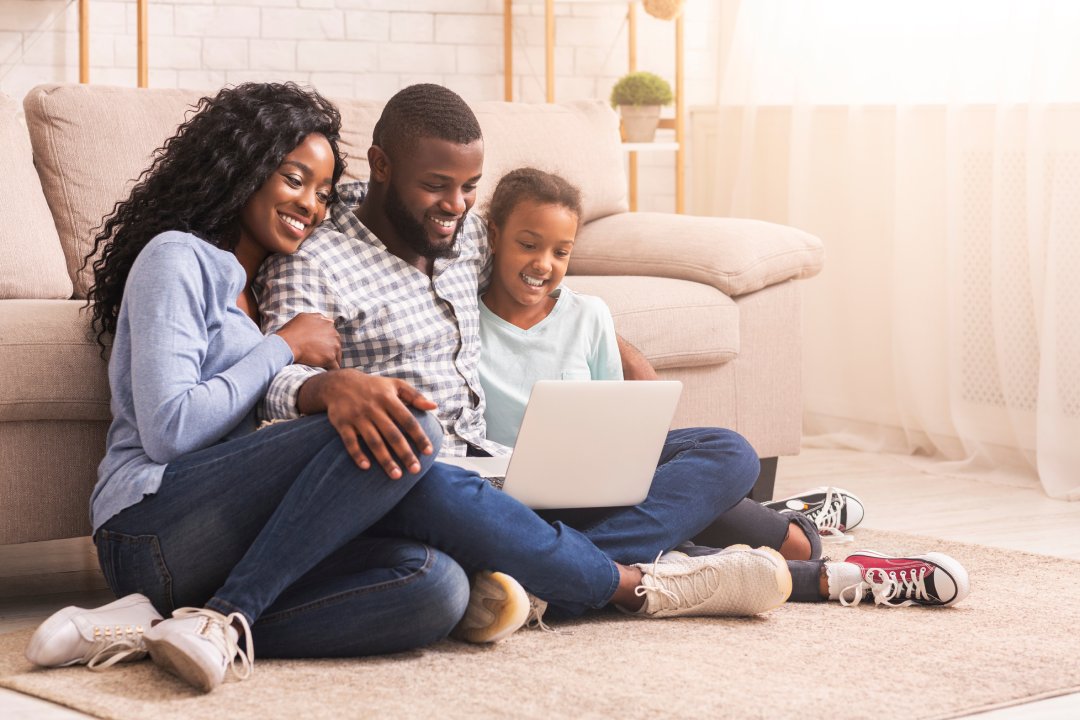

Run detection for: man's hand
[[297, 369, 438, 478]]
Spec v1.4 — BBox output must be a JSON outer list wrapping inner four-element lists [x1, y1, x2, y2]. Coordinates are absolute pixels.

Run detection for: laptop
[[440, 380, 682, 509]]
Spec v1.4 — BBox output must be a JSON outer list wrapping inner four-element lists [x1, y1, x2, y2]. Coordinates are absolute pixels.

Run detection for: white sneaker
[[143, 607, 253, 692], [25, 593, 162, 670], [630, 545, 792, 617], [451, 571, 530, 643]]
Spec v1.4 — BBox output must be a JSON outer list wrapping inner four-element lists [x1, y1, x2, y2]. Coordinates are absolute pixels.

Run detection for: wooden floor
[[2, 447, 1079, 719]]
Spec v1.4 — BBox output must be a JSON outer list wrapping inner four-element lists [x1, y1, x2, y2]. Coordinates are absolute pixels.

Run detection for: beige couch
[[0, 83, 824, 546]]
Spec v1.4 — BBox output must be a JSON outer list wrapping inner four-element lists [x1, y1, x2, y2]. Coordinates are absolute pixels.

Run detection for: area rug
[[2, 529, 1078, 720]]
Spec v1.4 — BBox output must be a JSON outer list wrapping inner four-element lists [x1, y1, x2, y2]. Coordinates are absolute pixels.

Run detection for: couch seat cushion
[[0, 300, 110, 422], [562, 276, 738, 370]]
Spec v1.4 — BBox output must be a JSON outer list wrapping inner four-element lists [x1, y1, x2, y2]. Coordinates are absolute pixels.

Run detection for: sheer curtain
[[702, 0, 1080, 499]]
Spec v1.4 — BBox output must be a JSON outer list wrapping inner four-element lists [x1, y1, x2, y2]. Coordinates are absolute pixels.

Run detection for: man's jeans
[[376, 426, 763, 617], [96, 413, 471, 658]]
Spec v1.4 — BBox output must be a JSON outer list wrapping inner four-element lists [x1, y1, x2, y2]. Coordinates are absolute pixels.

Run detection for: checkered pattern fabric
[[257, 180, 506, 456]]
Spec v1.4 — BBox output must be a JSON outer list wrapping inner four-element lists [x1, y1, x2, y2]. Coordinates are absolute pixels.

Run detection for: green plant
[[609, 71, 673, 107]]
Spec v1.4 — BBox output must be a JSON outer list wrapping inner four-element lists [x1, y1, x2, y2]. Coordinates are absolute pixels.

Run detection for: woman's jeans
[[96, 413, 469, 658]]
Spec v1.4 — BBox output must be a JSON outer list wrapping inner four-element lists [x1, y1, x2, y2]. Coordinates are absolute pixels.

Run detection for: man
[[257, 84, 809, 641]]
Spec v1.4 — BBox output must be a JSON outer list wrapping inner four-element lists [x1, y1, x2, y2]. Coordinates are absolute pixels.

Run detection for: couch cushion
[[572, 211, 825, 299], [0, 93, 73, 300], [332, 98, 628, 224], [24, 84, 205, 298], [0, 299, 111, 422], [561, 276, 738, 370], [473, 100, 627, 223]]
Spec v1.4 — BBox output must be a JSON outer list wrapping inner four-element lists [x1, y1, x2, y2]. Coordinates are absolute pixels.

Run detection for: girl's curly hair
[[84, 82, 346, 348]]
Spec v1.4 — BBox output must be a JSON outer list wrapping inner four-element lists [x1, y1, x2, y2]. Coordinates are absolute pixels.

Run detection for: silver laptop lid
[[501, 380, 683, 509]]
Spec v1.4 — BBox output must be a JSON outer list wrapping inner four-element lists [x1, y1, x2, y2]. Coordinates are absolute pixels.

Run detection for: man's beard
[[383, 181, 461, 260]]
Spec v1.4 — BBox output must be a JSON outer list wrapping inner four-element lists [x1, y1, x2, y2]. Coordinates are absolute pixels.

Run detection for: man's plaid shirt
[[256, 180, 506, 456]]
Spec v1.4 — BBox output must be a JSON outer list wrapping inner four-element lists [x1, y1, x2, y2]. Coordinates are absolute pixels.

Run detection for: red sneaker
[[840, 551, 970, 608]]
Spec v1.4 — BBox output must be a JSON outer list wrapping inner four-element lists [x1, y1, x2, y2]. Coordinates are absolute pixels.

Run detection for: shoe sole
[[144, 635, 218, 693], [452, 571, 530, 643], [846, 550, 970, 606]]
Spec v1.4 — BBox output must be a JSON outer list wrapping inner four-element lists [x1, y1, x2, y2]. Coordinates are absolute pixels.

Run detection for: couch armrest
[[569, 212, 824, 298]]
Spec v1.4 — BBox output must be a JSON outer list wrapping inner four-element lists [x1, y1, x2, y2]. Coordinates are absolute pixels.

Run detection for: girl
[[479, 168, 620, 447], [477, 168, 971, 615], [26, 83, 469, 692]]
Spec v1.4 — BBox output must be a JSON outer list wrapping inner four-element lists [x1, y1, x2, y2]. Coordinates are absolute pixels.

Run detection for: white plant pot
[[619, 105, 662, 143]]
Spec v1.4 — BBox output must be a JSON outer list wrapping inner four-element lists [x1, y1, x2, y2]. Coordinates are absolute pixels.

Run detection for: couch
[[0, 83, 824, 546]]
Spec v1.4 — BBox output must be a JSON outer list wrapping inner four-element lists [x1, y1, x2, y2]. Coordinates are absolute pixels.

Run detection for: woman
[[26, 83, 469, 692]]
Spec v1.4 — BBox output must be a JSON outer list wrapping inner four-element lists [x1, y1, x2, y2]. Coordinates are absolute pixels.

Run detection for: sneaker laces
[[806, 487, 854, 544], [524, 594, 571, 635], [524, 594, 552, 631], [85, 624, 149, 671], [172, 607, 254, 680], [839, 567, 928, 607], [634, 553, 723, 612]]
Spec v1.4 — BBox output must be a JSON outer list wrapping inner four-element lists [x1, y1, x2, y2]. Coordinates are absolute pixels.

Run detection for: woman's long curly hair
[[84, 82, 346, 349]]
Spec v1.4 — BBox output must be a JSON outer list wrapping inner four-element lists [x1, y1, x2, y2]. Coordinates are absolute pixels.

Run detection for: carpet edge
[[928, 685, 1080, 720]]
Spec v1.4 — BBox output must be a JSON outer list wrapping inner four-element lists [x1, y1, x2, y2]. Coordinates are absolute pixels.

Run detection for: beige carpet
[[2, 529, 1078, 720]]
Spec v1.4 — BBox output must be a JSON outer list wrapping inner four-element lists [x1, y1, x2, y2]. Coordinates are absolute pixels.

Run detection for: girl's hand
[[275, 313, 341, 370]]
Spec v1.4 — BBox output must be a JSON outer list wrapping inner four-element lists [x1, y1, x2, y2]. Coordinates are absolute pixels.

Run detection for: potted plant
[[610, 71, 673, 143]]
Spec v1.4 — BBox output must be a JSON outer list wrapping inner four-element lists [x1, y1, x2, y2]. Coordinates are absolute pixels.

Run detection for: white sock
[[825, 561, 863, 601]]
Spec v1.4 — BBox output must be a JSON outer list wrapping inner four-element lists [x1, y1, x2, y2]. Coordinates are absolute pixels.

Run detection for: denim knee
[[726, 429, 761, 497], [691, 427, 761, 500]]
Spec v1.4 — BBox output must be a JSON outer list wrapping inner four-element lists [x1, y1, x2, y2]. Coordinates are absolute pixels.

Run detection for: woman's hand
[[275, 313, 341, 370]]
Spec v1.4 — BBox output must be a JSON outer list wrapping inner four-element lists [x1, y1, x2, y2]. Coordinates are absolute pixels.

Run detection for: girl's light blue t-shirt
[[90, 231, 293, 531], [478, 286, 623, 447]]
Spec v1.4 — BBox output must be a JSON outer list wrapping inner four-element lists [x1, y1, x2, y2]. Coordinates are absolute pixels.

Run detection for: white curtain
[[702, 0, 1080, 500]]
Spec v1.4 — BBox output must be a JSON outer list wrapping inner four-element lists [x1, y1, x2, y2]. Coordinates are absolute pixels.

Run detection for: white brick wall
[[0, 0, 720, 212]]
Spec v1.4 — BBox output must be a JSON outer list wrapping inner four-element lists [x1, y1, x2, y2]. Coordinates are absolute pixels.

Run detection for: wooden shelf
[[502, 0, 685, 213]]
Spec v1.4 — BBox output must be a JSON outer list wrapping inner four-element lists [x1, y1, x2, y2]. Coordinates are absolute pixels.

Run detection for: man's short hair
[[372, 84, 482, 161]]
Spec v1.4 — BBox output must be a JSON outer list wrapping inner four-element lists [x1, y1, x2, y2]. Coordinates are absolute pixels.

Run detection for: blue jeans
[[375, 426, 762, 617], [95, 413, 470, 658]]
